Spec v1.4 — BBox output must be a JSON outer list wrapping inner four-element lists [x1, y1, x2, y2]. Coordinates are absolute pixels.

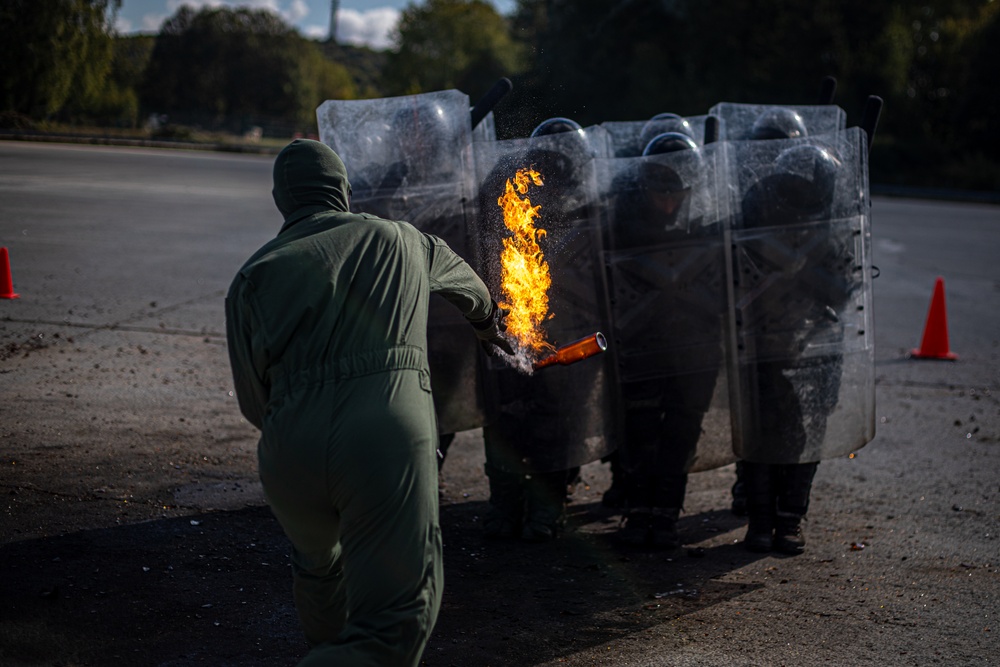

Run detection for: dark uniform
[[226, 140, 508, 665], [473, 121, 618, 543], [733, 138, 858, 555], [603, 132, 730, 548]]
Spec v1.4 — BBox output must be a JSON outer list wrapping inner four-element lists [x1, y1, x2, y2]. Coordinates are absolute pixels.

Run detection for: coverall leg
[[258, 368, 443, 667]]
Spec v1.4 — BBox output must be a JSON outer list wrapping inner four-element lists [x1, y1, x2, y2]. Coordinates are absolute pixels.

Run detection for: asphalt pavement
[[0, 141, 997, 665]]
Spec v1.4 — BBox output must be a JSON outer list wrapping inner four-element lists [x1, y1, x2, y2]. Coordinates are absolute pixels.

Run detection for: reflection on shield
[[709, 102, 846, 141], [473, 128, 618, 473], [598, 142, 734, 477], [317, 91, 488, 434], [727, 127, 875, 464]]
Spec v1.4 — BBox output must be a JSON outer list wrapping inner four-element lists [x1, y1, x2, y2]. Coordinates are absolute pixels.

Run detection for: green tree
[[509, 0, 996, 188], [385, 0, 525, 100], [0, 0, 120, 120], [106, 35, 155, 126], [948, 1, 1000, 188], [141, 6, 356, 132], [321, 42, 390, 99], [507, 0, 687, 135]]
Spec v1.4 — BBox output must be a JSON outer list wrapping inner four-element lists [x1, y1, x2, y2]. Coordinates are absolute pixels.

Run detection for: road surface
[[0, 141, 997, 666]]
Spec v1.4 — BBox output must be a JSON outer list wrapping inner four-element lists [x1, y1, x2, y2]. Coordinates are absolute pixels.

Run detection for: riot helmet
[[629, 141, 698, 239], [642, 131, 699, 157], [531, 117, 584, 137], [532, 117, 595, 157], [766, 144, 841, 219], [384, 98, 461, 184], [639, 113, 695, 150], [522, 147, 577, 190], [750, 107, 808, 141]]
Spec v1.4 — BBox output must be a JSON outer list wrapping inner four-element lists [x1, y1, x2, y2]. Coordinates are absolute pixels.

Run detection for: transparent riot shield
[[596, 142, 735, 476], [473, 111, 497, 143], [725, 126, 875, 464], [316, 91, 485, 434], [471, 126, 618, 473], [709, 102, 846, 141], [601, 114, 714, 157]]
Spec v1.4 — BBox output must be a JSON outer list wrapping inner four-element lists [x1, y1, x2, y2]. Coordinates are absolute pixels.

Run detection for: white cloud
[[141, 13, 170, 32], [302, 23, 328, 39], [336, 8, 399, 50], [166, 0, 225, 11], [286, 0, 309, 23], [164, 1, 312, 28]]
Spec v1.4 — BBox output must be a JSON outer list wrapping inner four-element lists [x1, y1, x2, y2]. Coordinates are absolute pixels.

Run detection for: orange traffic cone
[[0, 247, 19, 299], [910, 276, 956, 360]]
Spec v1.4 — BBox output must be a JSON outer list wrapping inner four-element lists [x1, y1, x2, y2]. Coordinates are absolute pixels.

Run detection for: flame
[[498, 167, 554, 356]]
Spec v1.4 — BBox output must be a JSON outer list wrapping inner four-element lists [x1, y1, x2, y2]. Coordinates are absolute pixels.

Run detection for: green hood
[[272, 139, 352, 229]]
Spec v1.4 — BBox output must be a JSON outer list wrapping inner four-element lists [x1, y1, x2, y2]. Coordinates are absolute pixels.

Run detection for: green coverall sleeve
[[225, 282, 269, 430], [422, 232, 493, 322]]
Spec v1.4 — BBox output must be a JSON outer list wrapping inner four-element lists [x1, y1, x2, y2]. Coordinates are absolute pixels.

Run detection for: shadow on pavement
[[0, 501, 768, 666], [426, 500, 768, 666]]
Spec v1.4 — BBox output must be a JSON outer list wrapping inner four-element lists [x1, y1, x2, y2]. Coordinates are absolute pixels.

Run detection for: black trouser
[[619, 370, 718, 510], [742, 460, 819, 520]]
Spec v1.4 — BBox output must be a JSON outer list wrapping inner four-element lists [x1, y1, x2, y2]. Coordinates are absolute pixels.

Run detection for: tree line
[[1, 0, 996, 189]]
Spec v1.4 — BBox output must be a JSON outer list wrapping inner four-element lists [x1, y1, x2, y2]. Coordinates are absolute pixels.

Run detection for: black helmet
[[642, 131, 699, 156], [639, 113, 695, 150], [633, 133, 701, 235], [530, 117, 584, 137], [389, 98, 453, 142], [767, 144, 841, 217], [751, 107, 808, 140], [529, 116, 595, 163], [386, 98, 460, 182]]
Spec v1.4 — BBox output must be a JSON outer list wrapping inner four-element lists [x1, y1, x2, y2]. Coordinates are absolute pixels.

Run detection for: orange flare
[[533, 332, 608, 370]]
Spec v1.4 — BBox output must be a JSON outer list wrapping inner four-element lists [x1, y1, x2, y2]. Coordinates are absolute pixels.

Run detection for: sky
[[114, 0, 517, 50]]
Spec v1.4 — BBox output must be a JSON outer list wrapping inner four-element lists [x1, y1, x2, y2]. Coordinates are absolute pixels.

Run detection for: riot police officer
[[476, 117, 616, 542], [735, 119, 852, 554], [604, 130, 728, 548]]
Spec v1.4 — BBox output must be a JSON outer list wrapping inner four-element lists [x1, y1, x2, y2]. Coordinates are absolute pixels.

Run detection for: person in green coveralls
[[226, 139, 511, 666]]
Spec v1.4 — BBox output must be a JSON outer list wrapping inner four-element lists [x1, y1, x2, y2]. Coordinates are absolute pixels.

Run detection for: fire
[[498, 167, 554, 356]]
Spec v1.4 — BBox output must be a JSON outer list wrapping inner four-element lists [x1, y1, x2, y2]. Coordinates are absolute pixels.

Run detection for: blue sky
[[115, 1, 517, 49]]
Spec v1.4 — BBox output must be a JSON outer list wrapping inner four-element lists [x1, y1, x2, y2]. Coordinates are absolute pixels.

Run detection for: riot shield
[[725, 126, 875, 464], [472, 126, 618, 472], [601, 114, 713, 157], [596, 141, 735, 477], [316, 91, 485, 434], [473, 111, 497, 143], [709, 102, 846, 141]]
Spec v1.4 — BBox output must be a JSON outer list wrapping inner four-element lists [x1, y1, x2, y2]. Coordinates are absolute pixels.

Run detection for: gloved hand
[[469, 300, 515, 357]]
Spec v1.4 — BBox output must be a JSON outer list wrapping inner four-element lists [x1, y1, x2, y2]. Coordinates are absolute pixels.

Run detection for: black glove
[[469, 300, 514, 357]]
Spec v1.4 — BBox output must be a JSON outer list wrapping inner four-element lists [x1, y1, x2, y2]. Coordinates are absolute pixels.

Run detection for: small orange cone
[[910, 276, 956, 360], [0, 247, 19, 299]]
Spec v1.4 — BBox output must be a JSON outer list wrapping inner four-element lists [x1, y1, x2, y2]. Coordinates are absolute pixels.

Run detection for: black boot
[[483, 463, 523, 540], [773, 462, 818, 555], [601, 452, 626, 509], [773, 513, 805, 555], [742, 461, 775, 553], [436, 433, 456, 472], [650, 507, 681, 549], [617, 506, 653, 547], [616, 473, 654, 547], [648, 473, 686, 549], [522, 470, 568, 543]]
